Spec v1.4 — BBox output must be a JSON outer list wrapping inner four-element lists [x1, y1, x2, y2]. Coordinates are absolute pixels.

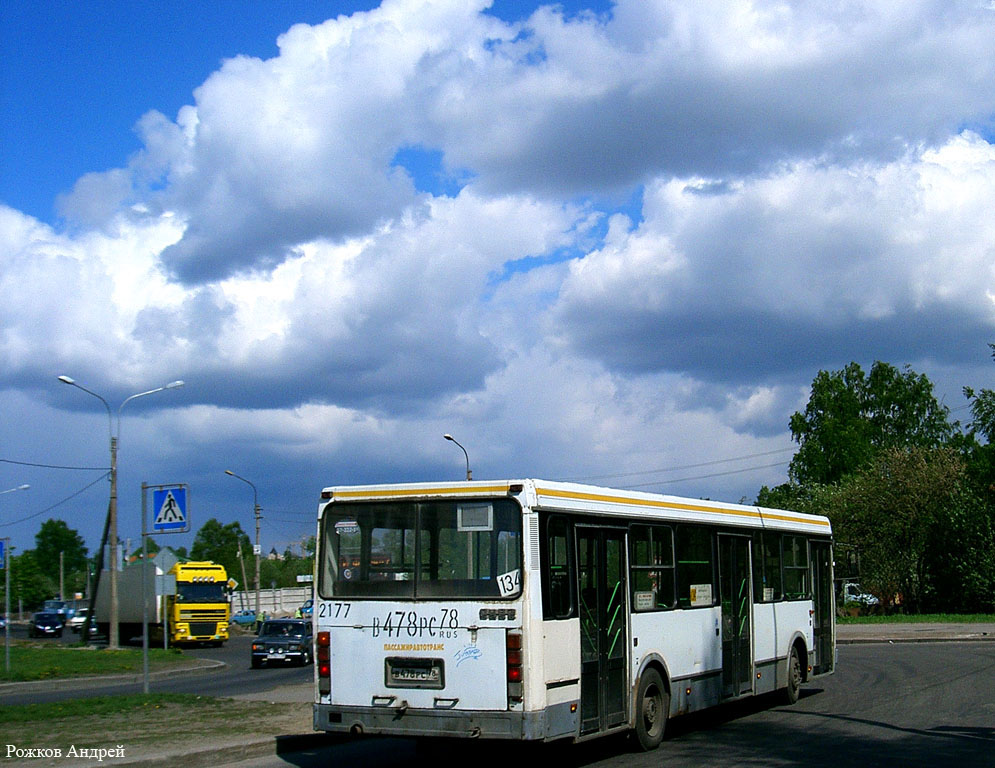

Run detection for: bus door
[[576, 526, 628, 735], [810, 541, 834, 674], [718, 534, 753, 697]]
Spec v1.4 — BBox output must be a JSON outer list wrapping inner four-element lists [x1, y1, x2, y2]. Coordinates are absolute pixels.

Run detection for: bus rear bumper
[[313, 702, 576, 741]]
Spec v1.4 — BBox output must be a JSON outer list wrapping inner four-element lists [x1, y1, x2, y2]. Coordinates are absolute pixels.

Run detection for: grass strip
[[1, 693, 311, 758], [0, 693, 217, 724], [838, 613, 995, 625], [0, 643, 186, 682]]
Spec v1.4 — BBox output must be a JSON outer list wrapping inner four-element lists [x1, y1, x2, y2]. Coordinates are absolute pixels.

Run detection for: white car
[[68, 608, 90, 633], [843, 582, 879, 606]]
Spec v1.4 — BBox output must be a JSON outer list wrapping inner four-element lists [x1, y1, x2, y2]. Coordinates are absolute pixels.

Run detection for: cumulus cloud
[[4, 0, 995, 552], [554, 131, 995, 383], [55, 0, 995, 284], [2, 188, 577, 412]]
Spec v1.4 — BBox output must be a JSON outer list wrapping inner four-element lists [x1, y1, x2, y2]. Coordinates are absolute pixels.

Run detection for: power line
[[619, 461, 791, 491], [1, 457, 110, 471], [566, 447, 796, 483], [1, 471, 111, 527], [264, 514, 313, 523]]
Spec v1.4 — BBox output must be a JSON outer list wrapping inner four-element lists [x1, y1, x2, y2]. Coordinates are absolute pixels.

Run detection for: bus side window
[[676, 526, 715, 608], [542, 516, 574, 619], [752, 532, 782, 602], [782, 535, 809, 599], [630, 525, 676, 610]]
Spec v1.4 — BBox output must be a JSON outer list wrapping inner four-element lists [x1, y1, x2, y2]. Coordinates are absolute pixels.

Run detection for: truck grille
[[189, 622, 218, 636], [179, 609, 227, 621]]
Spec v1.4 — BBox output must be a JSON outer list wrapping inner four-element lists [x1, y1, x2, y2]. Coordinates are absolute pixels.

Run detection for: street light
[[444, 433, 472, 480], [1, 483, 28, 674], [224, 470, 261, 623], [58, 375, 184, 649]]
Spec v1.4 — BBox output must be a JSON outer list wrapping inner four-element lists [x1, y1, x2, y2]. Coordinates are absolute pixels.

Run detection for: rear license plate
[[385, 657, 445, 689]]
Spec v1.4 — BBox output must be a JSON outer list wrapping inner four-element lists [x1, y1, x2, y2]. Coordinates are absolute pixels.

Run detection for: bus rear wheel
[[782, 646, 802, 705], [634, 668, 668, 751]]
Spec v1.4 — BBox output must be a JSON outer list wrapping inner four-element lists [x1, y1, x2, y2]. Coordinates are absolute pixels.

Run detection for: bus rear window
[[319, 499, 522, 600]]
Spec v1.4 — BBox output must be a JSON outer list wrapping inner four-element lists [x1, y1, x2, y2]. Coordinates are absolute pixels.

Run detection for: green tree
[[789, 361, 953, 485], [190, 518, 250, 582], [964, 344, 995, 441], [259, 549, 316, 589], [962, 343, 995, 499], [922, 486, 995, 613], [10, 551, 51, 611], [755, 482, 811, 512], [812, 446, 986, 612], [33, 519, 89, 597]]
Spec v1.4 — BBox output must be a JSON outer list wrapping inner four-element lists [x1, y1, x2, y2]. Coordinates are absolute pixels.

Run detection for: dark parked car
[[251, 619, 313, 668], [30, 612, 64, 638]]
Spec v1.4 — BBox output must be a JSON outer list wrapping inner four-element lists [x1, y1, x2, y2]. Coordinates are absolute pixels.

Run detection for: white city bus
[[313, 479, 834, 749]]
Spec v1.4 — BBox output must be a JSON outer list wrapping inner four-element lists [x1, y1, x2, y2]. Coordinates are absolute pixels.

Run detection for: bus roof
[[319, 479, 831, 536]]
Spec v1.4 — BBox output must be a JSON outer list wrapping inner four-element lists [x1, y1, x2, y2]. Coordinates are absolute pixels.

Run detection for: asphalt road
[[217, 642, 995, 768], [4, 630, 994, 767]]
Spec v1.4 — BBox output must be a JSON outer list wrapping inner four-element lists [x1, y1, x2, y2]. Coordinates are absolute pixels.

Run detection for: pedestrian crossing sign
[[153, 485, 189, 533]]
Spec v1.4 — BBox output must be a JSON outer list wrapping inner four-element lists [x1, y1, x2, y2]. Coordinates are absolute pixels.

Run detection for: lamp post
[[58, 375, 184, 649], [2, 484, 28, 674], [444, 433, 472, 480], [224, 470, 261, 622]]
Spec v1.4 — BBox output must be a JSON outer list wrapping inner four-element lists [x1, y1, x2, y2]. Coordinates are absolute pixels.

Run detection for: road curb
[[838, 634, 994, 645], [836, 622, 995, 645], [104, 731, 335, 768]]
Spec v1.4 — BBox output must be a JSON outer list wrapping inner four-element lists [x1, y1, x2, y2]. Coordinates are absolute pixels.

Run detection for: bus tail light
[[506, 630, 523, 703], [317, 631, 331, 695]]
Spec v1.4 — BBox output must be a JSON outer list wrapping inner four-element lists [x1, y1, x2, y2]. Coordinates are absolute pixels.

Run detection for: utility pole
[[237, 543, 250, 610], [225, 471, 262, 621], [58, 376, 184, 649], [3, 538, 11, 674], [255, 499, 262, 619], [1, 485, 29, 672]]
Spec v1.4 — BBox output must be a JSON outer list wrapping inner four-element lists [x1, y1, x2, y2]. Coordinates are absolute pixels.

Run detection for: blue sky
[[1, 0, 611, 222], [2, 0, 994, 562], [2, 2, 373, 221]]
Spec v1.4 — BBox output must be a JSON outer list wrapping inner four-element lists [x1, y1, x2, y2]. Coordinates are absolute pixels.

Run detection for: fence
[[230, 586, 312, 616]]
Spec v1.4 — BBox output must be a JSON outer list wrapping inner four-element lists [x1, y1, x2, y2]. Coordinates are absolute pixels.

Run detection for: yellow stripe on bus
[[535, 487, 830, 528], [331, 484, 512, 499]]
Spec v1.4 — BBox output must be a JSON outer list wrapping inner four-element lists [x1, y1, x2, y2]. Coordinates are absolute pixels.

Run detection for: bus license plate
[[385, 657, 444, 689]]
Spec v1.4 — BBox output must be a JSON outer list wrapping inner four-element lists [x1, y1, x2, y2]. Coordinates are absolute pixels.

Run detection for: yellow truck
[[167, 561, 230, 646], [95, 560, 230, 646]]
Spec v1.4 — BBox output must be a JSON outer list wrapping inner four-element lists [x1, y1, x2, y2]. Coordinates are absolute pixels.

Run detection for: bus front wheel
[[634, 668, 668, 751]]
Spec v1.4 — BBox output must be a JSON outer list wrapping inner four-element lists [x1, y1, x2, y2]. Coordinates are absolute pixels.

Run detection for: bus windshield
[[319, 498, 522, 600]]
